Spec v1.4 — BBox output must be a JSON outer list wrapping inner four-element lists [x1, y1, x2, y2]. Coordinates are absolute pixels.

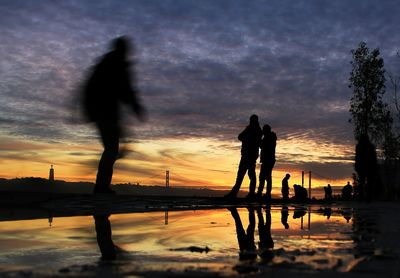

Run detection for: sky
[[1, 0, 400, 193]]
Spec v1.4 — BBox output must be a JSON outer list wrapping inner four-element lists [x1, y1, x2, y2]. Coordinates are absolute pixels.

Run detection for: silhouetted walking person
[[355, 134, 378, 201], [281, 173, 290, 201], [83, 36, 145, 194], [257, 124, 277, 202], [225, 115, 262, 199], [94, 214, 116, 260]]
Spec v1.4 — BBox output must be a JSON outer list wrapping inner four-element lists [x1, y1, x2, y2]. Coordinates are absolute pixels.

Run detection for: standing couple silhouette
[[225, 115, 276, 202]]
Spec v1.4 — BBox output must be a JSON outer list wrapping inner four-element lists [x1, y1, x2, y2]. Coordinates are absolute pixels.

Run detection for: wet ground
[[0, 203, 399, 277]]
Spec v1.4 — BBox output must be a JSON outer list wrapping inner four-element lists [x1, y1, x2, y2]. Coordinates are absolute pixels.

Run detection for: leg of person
[[247, 160, 257, 198], [265, 160, 275, 202], [94, 121, 119, 194], [226, 157, 248, 198], [257, 163, 266, 198]]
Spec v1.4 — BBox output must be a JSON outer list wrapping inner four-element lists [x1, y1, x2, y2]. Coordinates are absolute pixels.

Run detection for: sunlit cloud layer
[[1, 0, 400, 187]]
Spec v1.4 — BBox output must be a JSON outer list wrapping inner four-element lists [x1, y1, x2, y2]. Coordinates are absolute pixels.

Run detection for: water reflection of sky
[[0, 206, 355, 275]]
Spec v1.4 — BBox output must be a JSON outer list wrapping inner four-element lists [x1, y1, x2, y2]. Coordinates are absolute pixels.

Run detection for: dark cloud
[[1, 0, 400, 180]]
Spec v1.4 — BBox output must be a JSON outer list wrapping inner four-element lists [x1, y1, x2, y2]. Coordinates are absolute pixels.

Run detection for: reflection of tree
[[93, 214, 116, 260]]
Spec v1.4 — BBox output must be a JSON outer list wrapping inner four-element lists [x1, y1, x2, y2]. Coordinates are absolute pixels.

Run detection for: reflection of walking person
[[83, 36, 145, 194], [257, 124, 276, 202], [94, 214, 116, 260], [225, 115, 262, 199]]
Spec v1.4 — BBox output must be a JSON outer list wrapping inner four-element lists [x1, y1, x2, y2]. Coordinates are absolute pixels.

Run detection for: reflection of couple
[[229, 207, 274, 262]]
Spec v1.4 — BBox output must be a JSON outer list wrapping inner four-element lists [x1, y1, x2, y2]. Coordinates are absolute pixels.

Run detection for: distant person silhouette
[[257, 206, 274, 262], [93, 214, 116, 260], [355, 134, 378, 201], [324, 184, 333, 200], [229, 207, 257, 261], [83, 36, 145, 194], [225, 115, 262, 199], [281, 205, 289, 229], [293, 184, 308, 202], [342, 181, 353, 200], [281, 173, 290, 201], [257, 124, 277, 202]]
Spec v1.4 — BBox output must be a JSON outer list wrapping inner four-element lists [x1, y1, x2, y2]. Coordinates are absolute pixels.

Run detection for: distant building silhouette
[[49, 165, 54, 181]]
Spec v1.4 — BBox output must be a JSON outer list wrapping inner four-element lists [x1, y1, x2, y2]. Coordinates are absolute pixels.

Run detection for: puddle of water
[[0, 205, 356, 276]]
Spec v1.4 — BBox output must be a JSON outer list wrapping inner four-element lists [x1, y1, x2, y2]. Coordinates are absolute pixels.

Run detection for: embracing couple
[[225, 115, 276, 202]]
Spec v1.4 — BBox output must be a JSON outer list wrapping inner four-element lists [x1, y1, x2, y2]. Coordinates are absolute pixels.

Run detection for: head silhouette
[[249, 114, 259, 126], [111, 36, 131, 58], [263, 124, 271, 134], [285, 173, 290, 179]]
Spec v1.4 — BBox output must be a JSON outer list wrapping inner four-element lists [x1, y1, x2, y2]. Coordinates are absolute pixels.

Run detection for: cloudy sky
[[1, 0, 399, 191]]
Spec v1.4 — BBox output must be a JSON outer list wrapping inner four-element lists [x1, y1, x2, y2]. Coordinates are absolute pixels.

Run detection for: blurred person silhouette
[[229, 207, 257, 261], [82, 36, 145, 194], [93, 214, 116, 260], [281, 205, 289, 229], [281, 173, 290, 201], [324, 184, 333, 200], [342, 181, 353, 200], [256, 124, 277, 202], [225, 115, 262, 200], [257, 206, 274, 262]]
